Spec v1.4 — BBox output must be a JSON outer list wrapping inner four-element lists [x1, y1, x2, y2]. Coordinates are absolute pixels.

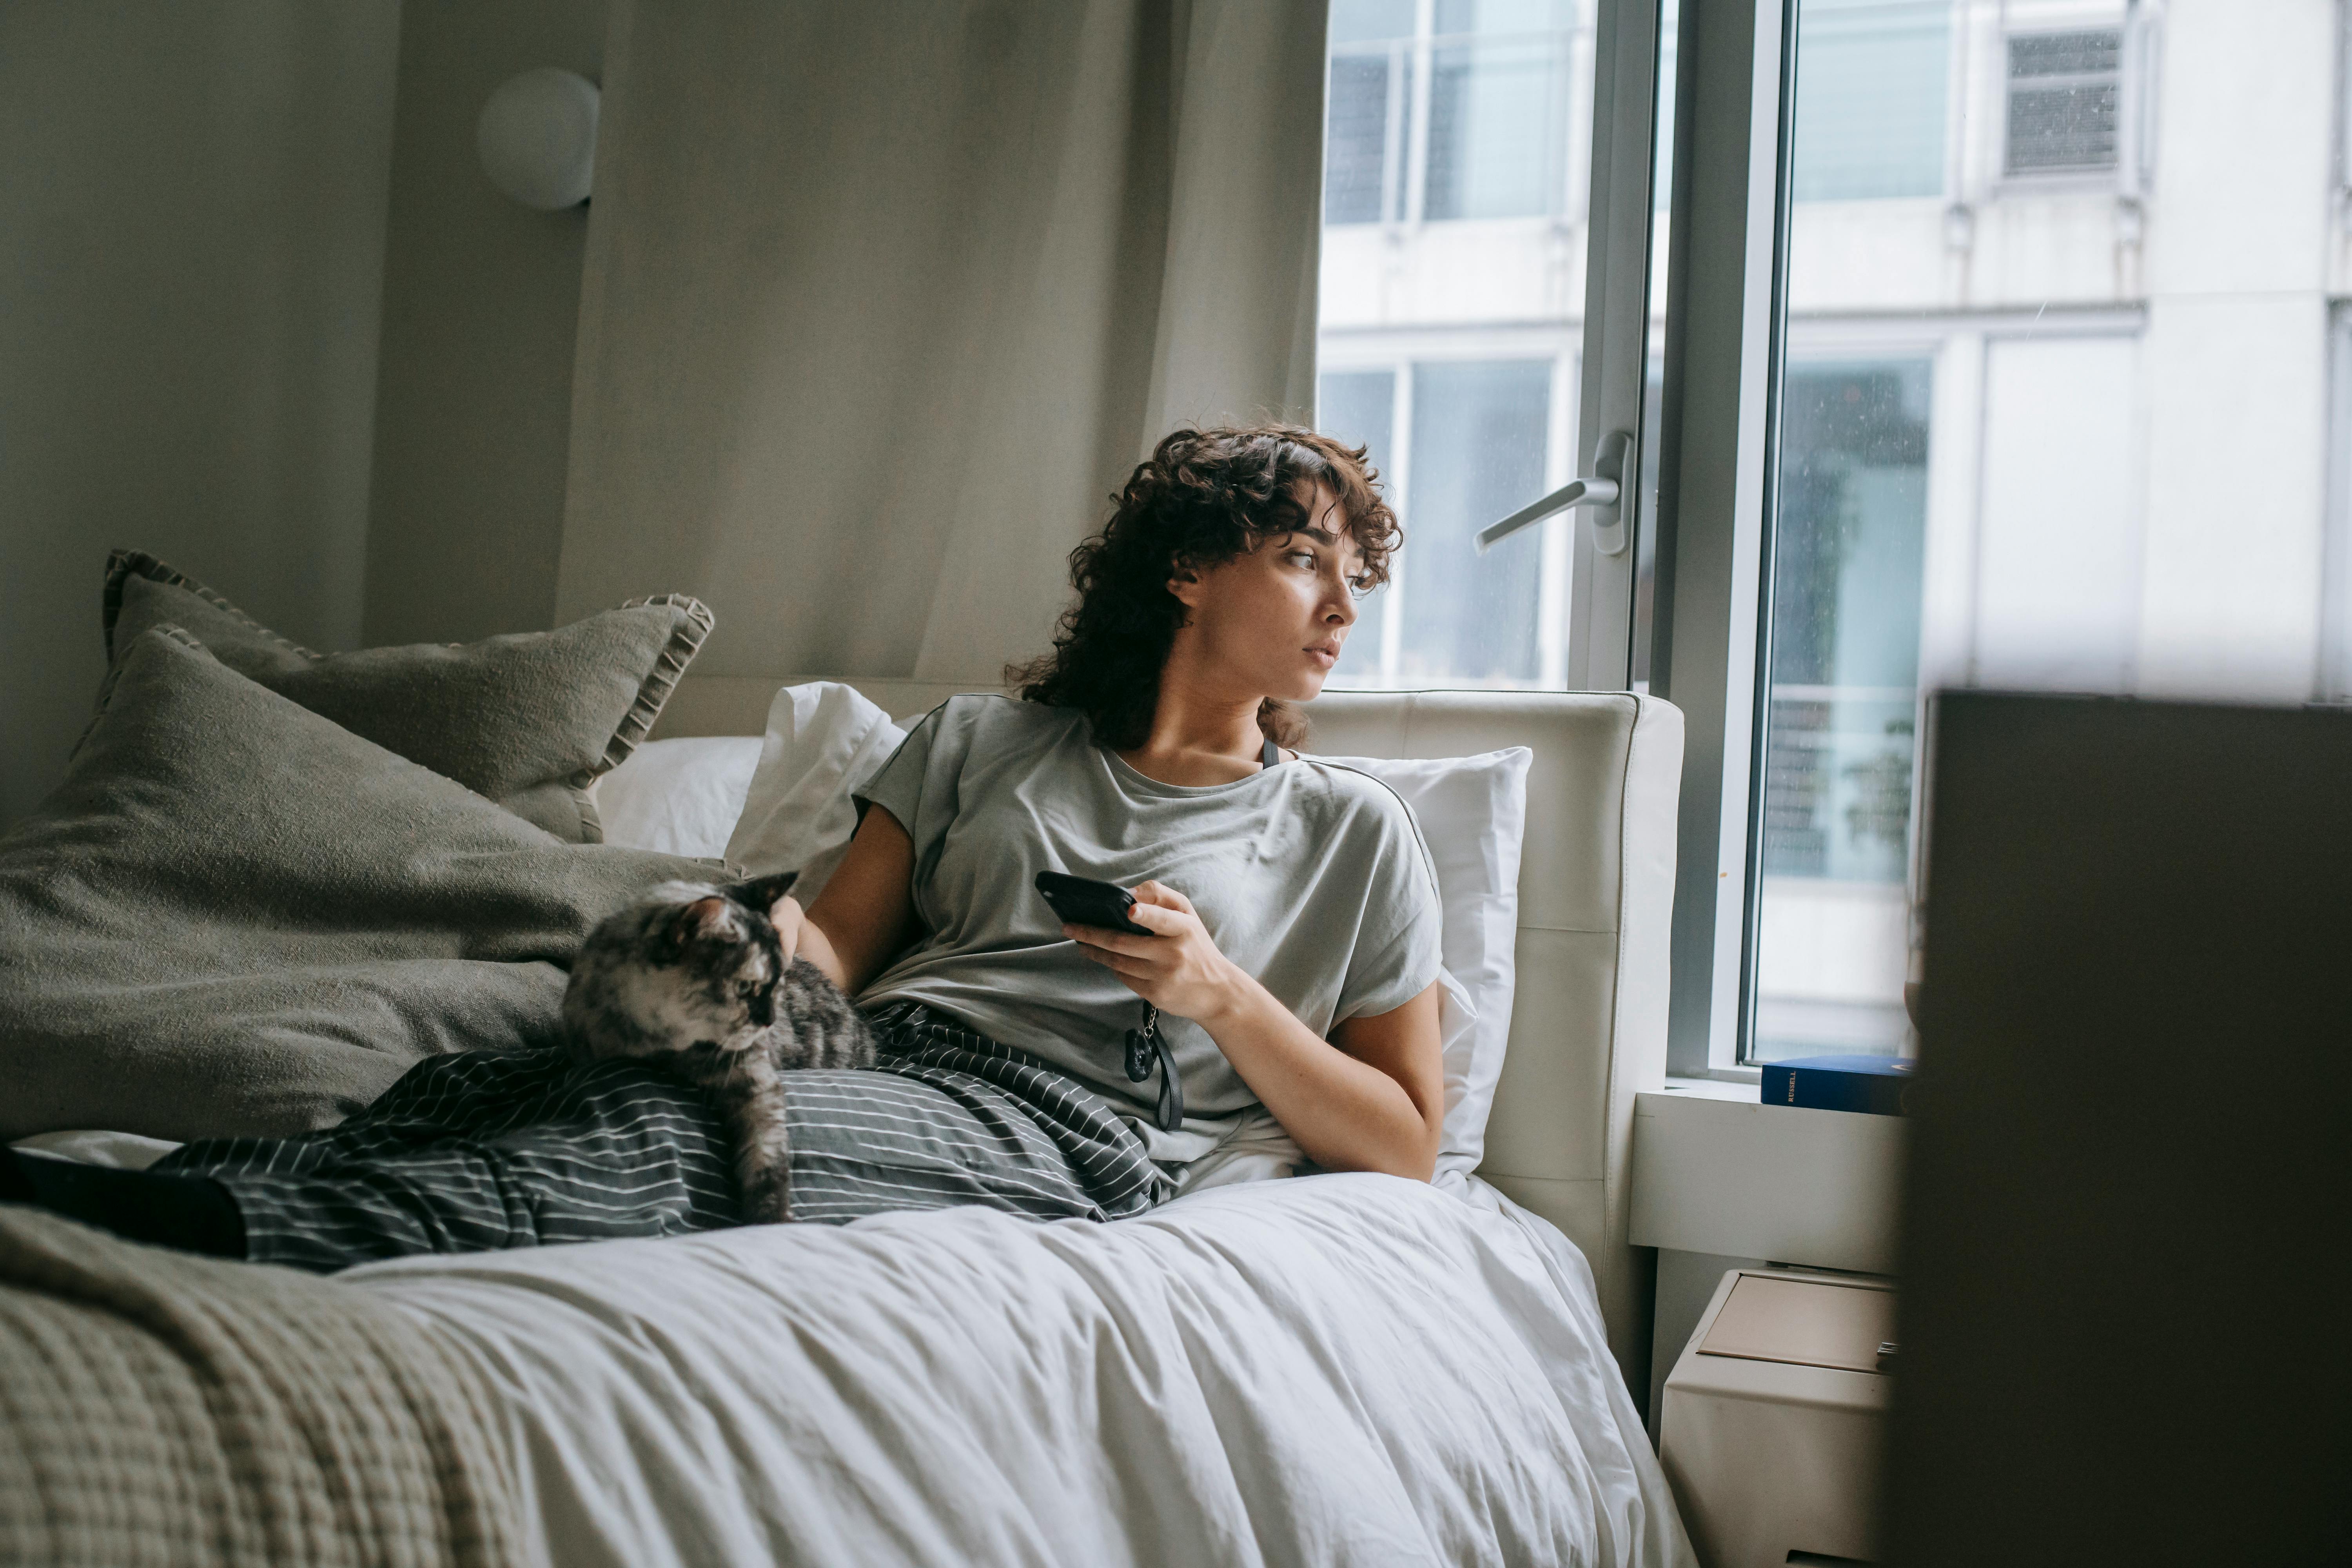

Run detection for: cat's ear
[[653, 895, 736, 961], [684, 897, 735, 936], [728, 871, 800, 917]]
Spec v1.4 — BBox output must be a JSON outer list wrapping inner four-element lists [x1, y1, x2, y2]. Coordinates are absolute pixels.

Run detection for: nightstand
[[1657, 1269, 1894, 1567]]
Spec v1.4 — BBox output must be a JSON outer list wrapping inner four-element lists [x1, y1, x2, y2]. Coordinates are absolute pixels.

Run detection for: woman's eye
[[1287, 551, 1316, 569]]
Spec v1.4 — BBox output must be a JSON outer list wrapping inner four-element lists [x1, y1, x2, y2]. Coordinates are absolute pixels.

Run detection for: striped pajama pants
[[152, 1002, 1171, 1273]]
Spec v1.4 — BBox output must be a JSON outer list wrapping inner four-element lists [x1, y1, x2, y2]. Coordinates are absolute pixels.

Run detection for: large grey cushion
[[0, 625, 715, 1143], [103, 550, 712, 841]]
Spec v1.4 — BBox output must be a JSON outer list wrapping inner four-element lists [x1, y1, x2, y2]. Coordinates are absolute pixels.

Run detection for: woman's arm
[[1068, 882, 1444, 1181], [778, 807, 926, 995]]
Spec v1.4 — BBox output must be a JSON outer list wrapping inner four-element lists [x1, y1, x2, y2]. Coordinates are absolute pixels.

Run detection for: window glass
[[1316, 368, 1398, 681], [1425, 31, 1573, 220], [1401, 360, 1553, 681], [1791, 0, 1949, 201], [1749, 0, 2352, 1063], [1315, 1, 1607, 689], [1325, 54, 1398, 224], [1753, 365, 1928, 1059], [1436, 0, 1578, 32], [1332, 0, 1416, 45]]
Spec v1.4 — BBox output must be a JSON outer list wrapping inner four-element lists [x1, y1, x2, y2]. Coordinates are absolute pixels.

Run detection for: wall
[[362, 0, 609, 646], [0, 1, 402, 826]]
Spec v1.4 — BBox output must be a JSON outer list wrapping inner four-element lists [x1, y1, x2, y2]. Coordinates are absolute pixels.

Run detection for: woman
[[7, 426, 1445, 1268]]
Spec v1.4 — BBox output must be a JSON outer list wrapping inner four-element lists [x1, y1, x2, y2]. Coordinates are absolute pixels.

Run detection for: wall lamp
[[477, 68, 600, 210]]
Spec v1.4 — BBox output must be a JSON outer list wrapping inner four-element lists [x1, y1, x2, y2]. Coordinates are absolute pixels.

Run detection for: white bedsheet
[[351, 1174, 1694, 1568]]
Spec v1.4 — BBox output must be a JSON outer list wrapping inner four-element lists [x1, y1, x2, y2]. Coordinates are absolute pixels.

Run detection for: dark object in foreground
[[1887, 692, 2351, 1567]]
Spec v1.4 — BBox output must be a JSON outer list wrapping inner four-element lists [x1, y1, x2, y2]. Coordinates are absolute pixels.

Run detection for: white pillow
[[594, 735, 762, 859], [723, 682, 909, 902], [1317, 748, 1533, 1181]]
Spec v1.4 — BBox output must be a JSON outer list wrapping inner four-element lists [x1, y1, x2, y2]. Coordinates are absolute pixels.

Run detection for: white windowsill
[[1630, 1087, 1904, 1277], [1657, 1073, 1760, 1101]]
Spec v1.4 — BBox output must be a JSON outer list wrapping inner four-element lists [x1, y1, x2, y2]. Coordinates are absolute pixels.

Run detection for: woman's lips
[[1306, 645, 1338, 669]]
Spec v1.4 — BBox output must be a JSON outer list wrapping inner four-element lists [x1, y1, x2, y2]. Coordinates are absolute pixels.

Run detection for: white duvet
[[350, 1174, 1694, 1568]]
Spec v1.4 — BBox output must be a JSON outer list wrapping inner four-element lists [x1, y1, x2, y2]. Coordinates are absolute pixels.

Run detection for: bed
[[2, 664, 1692, 1567]]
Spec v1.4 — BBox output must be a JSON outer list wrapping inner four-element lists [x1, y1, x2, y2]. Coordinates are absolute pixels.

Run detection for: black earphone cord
[[1123, 1003, 1182, 1132]]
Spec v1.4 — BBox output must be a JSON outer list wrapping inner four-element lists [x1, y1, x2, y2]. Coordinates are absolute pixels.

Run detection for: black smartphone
[[1034, 871, 1152, 936]]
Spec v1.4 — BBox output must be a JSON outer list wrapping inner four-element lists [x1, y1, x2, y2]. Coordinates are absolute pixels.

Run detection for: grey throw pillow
[[0, 624, 717, 1143], [103, 550, 712, 841]]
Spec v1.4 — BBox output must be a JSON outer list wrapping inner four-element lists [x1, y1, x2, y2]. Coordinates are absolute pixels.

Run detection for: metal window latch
[[1474, 428, 1634, 557]]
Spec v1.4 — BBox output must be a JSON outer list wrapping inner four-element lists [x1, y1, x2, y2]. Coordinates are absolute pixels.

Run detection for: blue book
[[1760, 1054, 1915, 1116]]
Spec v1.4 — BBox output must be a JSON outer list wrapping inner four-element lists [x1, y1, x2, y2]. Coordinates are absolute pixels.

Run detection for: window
[[1650, 0, 2350, 1075], [2005, 27, 2123, 175], [1325, 0, 1584, 229], [1316, 0, 1639, 691], [1791, 0, 1949, 201], [1424, 4, 1581, 220], [1325, 52, 1403, 224]]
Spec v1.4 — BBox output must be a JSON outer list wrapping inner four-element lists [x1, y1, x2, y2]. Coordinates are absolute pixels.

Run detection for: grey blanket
[[0, 1204, 531, 1568], [0, 625, 715, 1143]]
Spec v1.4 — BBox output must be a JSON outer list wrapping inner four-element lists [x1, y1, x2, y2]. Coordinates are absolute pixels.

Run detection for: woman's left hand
[[1064, 881, 1244, 1024]]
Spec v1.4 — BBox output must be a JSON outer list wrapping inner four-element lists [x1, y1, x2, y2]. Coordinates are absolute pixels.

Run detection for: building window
[[1323, 0, 1580, 227], [1423, 13, 1577, 221], [1325, 49, 1404, 224], [1318, 359, 1559, 687], [1790, 0, 1950, 202], [2004, 27, 2123, 176]]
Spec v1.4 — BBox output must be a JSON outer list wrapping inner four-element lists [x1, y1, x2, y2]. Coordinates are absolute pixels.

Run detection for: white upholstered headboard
[[653, 677, 1684, 1390]]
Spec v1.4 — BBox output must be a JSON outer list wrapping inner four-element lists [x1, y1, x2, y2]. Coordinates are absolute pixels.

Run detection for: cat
[[563, 871, 875, 1223]]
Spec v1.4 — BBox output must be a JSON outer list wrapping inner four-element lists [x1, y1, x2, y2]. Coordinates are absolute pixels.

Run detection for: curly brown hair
[[1006, 425, 1401, 751]]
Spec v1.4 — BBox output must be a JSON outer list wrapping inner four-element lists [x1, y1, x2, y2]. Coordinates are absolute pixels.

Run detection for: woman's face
[[1169, 484, 1366, 702]]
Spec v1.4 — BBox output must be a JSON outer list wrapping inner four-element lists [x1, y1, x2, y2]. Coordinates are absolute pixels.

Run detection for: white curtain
[[556, 0, 1327, 682]]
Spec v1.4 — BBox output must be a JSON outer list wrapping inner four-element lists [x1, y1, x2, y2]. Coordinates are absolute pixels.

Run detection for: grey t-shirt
[[853, 695, 1442, 1163]]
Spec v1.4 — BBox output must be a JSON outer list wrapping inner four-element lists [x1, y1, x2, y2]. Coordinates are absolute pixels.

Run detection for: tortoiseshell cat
[[563, 871, 875, 1223]]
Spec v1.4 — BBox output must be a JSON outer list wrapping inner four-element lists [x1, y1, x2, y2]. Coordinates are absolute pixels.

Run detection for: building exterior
[[1317, 0, 2352, 1060]]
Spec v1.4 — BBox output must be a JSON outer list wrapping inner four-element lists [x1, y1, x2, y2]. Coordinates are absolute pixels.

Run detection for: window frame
[[1644, 0, 1793, 1078]]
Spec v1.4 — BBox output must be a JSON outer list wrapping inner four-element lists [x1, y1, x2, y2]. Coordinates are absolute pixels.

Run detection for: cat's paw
[[741, 1166, 793, 1225]]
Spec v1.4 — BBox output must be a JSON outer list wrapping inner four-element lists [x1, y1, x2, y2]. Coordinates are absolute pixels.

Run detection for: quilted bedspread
[[0, 1207, 525, 1568]]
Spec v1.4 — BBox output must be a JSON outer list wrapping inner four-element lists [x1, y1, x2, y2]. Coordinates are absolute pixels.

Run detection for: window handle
[[1473, 429, 1634, 556]]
